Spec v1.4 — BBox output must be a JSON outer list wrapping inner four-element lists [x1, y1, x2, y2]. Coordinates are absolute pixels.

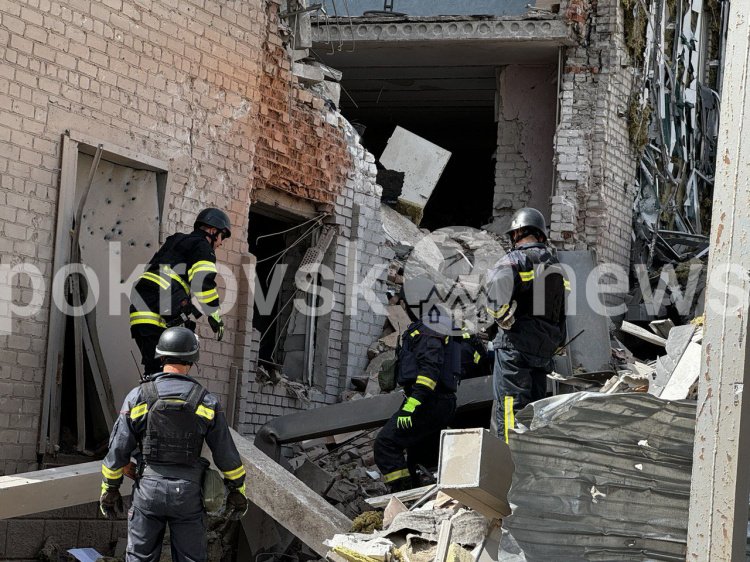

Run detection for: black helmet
[[155, 327, 200, 363], [505, 207, 547, 242], [195, 208, 232, 239]]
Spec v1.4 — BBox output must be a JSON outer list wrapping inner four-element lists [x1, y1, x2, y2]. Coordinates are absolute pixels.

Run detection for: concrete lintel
[[312, 18, 575, 45], [0, 461, 134, 519], [231, 428, 351, 557]]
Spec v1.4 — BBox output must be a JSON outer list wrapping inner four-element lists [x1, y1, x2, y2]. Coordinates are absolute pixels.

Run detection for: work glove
[[226, 484, 248, 520], [208, 311, 224, 341], [497, 300, 517, 331], [100, 483, 123, 520], [396, 396, 421, 430]]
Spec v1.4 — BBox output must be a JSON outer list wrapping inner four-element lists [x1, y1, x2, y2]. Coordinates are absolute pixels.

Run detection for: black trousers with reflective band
[[492, 347, 553, 443], [127, 476, 206, 562], [374, 392, 456, 484]]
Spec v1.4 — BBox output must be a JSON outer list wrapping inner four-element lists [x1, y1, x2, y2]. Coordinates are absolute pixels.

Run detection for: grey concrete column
[[687, 3, 750, 560]]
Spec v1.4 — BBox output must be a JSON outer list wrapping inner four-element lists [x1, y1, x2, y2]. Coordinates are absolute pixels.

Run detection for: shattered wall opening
[[311, 19, 569, 234], [347, 108, 497, 230], [247, 209, 310, 371]]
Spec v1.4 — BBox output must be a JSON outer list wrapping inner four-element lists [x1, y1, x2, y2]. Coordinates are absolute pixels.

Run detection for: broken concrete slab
[[665, 324, 697, 359], [295, 459, 335, 496], [364, 349, 397, 380], [380, 203, 426, 248], [379, 332, 400, 349], [386, 304, 413, 333], [659, 329, 703, 400], [379, 127, 451, 226], [438, 429, 514, 520], [649, 324, 697, 398], [0, 460, 134, 519], [229, 428, 351, 557], [293, 62, 325, 84], [649, 318, 675, 339], [621, 320, 667, 346], [449, 510, 491, 547], [383, 496, 408, 529]]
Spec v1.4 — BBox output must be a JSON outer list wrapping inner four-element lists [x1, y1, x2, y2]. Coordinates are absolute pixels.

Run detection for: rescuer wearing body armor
[[129, 208, 231, 377], [374, 276, 462, 492], [486, 208, 568, 443], [100, 327, 248, 562]]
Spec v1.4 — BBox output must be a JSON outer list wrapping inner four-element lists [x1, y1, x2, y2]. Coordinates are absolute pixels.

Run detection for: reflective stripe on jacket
[[486, 242, 568, 357], [129, 230, 220, 328]]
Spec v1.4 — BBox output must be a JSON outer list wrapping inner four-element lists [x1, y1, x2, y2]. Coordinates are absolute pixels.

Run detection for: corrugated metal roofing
[[499, 392, 696, 561]]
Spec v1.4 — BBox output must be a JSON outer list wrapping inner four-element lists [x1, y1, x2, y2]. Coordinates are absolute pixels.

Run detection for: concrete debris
[[324, 535, 396, 562], [379, 127, 452, 226], [620, 320, 666, 347], [384, 509, 454, 542], [296, 459, 335, 495], [324, 507, 491, 562], [383, 496, 408, 529]]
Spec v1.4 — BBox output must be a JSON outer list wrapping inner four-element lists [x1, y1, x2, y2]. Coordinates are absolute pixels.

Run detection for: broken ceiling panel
[[379, 126, 451, 225], [500, 392, 696, 561]]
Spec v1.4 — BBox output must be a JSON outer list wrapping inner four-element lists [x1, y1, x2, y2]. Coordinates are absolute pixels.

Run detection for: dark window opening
[[348, 108, 497, 230]]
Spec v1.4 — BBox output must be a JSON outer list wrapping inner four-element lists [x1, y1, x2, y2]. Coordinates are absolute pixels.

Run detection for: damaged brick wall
[[252, 1, 350, 204], [232, 1, 388, 436], [0, 0, 267, 476], [494, 65, 558, 225], [550, 0, 636, 269], [236, 123, 389, 436], [338, 140, 392, 389]]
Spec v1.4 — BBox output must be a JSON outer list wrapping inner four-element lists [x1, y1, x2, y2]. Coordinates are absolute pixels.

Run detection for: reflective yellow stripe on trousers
[[384, 468, 410, 482], [504, 395, 514, 444]]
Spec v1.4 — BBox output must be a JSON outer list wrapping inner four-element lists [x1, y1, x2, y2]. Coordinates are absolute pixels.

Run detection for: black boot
[[388, 475, 413, 493]]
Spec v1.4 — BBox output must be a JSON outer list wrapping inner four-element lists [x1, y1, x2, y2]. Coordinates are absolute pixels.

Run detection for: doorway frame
[[38, 131, 170, 456]]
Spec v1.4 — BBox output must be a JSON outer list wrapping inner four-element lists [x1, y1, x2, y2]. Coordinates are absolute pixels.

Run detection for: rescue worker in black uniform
[[458, 326, 491, 380], [374, 276, 462, 492], [129, 208, 231, 377], [100, 327, 248, 562], [486, 208, 568, 443]]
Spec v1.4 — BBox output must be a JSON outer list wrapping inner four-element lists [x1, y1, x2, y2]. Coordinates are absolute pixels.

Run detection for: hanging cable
[[270, 305, 295, 363], [256, 218, 324, 265], [263, 221, 325, 287], [260, 288, 299, 343], [255, 212, 328, 246]]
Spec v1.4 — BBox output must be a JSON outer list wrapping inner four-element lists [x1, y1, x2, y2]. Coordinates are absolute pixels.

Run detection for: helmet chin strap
[[204, 227, 222, 245]]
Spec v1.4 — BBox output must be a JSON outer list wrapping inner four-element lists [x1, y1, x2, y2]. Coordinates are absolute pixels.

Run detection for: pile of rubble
[[325, 493, 494, 562], [286, 430, 389, 520]]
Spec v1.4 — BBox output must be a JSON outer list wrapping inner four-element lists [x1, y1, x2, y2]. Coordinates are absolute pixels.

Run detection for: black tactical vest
[[397, 315, 462, 392], [517, 249, 567, 325], [140, 381, 207, 466]]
